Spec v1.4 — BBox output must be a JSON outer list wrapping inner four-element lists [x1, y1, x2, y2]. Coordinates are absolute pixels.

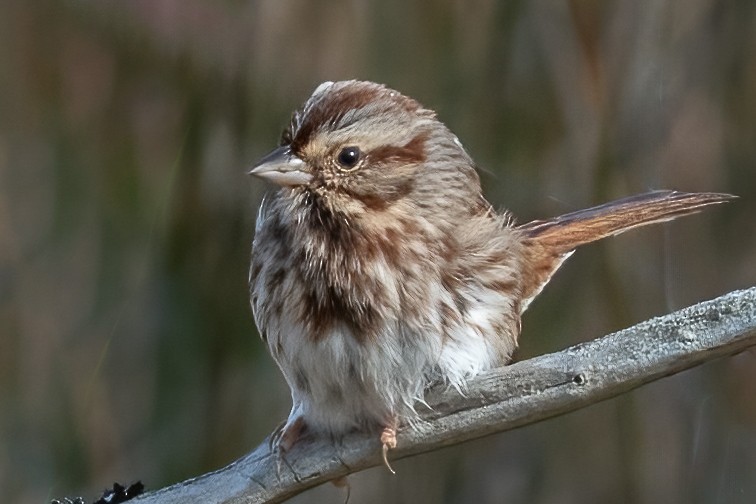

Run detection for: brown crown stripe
[[291, 86, 385, 151], [290, 83, 424, 152]]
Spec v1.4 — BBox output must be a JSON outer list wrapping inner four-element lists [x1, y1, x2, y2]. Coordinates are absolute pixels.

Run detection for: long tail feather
[[517, 190, 735, 311]]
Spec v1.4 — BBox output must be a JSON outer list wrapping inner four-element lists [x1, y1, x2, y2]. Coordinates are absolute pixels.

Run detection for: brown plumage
[[517, 190, 733, 310], [248, 80, 733, 469]]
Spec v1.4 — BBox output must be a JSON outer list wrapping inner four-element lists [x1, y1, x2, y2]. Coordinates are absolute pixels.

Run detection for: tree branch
[[133, 287, 756, 504]]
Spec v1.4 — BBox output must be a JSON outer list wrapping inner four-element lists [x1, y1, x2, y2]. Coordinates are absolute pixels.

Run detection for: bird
[[248, 80, 733, 471]]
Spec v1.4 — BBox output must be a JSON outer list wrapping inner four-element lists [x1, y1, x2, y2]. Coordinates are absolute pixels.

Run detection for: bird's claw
[[380, 425, 397, 474]]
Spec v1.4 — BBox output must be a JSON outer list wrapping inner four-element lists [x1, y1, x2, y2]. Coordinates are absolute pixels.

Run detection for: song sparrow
[[248, 80, 731, 470]]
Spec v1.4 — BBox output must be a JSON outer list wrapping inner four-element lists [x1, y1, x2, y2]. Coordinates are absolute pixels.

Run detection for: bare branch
[[133, 287, 756, 504]]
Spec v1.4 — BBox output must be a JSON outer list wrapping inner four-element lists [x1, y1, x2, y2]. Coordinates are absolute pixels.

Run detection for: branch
[[133, 287, 756, 504]]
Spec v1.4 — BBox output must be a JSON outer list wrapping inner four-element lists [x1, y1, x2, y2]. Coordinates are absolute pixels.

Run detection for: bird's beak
[[248, 146, 313, 186]]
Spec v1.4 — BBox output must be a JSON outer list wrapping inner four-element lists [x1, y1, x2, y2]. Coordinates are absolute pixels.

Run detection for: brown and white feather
[[249, 80, 733, 449]]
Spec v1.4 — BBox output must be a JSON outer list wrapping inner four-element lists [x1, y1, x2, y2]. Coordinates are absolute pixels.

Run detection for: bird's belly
[[269, 299, 515, 434], [272, 320, 436, 434]]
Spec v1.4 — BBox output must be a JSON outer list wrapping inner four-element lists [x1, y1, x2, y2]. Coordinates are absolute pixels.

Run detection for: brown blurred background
[[1, 1, 755, 503]]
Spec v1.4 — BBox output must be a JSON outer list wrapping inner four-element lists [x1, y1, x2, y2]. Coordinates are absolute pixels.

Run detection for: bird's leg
[[270, 416, 307, 476], [332, 476, 351, 504], [279, 416, 307, 451], [380, 419, 398, 474]]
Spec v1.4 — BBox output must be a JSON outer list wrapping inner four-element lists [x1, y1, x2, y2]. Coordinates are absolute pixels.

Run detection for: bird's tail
[[516, 190, 734, 311]]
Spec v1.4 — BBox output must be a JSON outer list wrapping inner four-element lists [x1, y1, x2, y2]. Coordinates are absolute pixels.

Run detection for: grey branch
[[133, 287, 756, 504]]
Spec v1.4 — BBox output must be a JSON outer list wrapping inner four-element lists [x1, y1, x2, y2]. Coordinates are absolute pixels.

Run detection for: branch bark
[[133, 287, 756, 504]]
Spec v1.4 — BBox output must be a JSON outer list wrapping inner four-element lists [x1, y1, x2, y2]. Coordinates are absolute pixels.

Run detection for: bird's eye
[[336, 146, 362, 171]]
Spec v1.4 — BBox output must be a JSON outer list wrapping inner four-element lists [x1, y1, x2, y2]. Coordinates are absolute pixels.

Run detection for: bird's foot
[[380, 424, 398, 474], [270, 416, 307, 476]]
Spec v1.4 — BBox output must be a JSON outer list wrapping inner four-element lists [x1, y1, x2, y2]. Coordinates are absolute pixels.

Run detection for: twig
[[133, 287, 756, 504]]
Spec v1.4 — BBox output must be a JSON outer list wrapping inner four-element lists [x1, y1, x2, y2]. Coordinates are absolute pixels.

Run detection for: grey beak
[[248, 146, 312, 186]]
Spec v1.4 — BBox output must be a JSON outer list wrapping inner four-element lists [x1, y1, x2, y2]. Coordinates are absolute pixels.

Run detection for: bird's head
[[250, 80, 483, 221]]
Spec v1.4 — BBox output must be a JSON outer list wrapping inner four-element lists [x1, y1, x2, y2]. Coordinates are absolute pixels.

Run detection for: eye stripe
[[368, 132, 428, 165]]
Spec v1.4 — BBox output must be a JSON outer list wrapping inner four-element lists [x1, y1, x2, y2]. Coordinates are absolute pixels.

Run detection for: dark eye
[[336, 146, 361, 170]]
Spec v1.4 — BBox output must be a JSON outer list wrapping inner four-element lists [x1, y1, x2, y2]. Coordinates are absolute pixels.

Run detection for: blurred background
[[1, 1, 755, 503]]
